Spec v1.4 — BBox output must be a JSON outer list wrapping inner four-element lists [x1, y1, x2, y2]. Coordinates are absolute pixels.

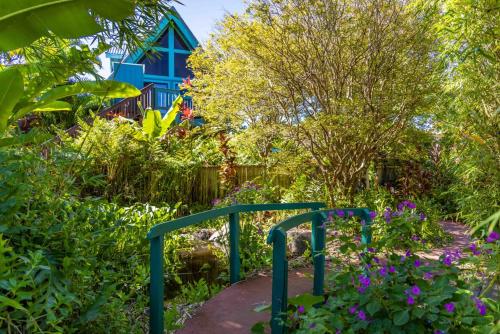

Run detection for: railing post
[[229, 212, 241, 284], [271, 229, 287, 334], [361, 209, 372, 245], [311, 212, 325, 296], [150, 236, 164, 334]]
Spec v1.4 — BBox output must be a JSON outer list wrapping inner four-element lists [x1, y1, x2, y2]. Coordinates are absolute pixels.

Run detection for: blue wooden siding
[[111, 63, 144, 89]]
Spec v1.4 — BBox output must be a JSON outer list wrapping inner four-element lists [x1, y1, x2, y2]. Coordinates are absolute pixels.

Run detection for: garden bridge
[[147, 203, 374, 334]]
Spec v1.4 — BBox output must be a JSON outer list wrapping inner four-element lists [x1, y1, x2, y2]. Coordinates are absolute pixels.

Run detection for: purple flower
[[379, 266, 387, 277], [411, 235, 420, 241], [336, 210, 345, 218], [443, 255, 452, 266], [473, 297, 487, 316], [367, 247, 376, 253], [309, 323, 316, 329], [486, 231, 499, 243], [434, 331, 444, 334], [360, 220, 366, 226], [297, 305, 305, 314], [384, 208, 392, 223], [348, 211, 354, 217], [389, 266, 396, 273], [397, 202, 405, 211], [358, 274, 371, 288], [211, 198, 221, 206], [407, 201, 416, 209], [414, 259, 421, 268], [357, 310, 367, 321], [328, 211, 334, 221], [419, 212, 426, 221], [444, 302, 455, 313], [349, 305, 358, 314], [392, 211, 401, 217], [423, 272, 433, 280], [373, 257, 380, 264], [410, 285, 421, 296], [469, 243, 481, 255], [407, 296, 415, 305], [369, 211, 377, 220], [405, 250, 412, 257]]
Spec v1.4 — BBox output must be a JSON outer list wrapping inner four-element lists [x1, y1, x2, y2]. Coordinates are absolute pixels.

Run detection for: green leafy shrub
[[0, 148, 186, 333], [60, 117, 220, 206]]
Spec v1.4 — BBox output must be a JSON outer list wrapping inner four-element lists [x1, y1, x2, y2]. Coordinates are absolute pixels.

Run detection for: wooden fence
[[189, 165, 291, 206]]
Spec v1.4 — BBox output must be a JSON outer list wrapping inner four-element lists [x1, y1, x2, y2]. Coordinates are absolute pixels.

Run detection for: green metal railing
[[147, 202, 325, 334], [266, 208, 372, 334]]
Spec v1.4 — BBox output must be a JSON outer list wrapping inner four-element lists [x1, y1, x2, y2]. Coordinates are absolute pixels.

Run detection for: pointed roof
[[124, 7, 199, 63]]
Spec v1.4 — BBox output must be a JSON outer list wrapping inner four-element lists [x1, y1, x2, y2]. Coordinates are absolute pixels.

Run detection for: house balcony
[[104, 83, 193, 120]]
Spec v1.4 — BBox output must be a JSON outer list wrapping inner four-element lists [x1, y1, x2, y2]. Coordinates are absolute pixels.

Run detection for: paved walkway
[[417, 221, 469, 260], [176, 269, 313, 334], [177, 221, 468, 334]]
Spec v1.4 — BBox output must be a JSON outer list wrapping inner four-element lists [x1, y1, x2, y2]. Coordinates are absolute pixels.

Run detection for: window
[[157, 30, 169, 47], [174, 53, 193, 78], [174, 30, 189, 50], [139, 51, 169, 76]]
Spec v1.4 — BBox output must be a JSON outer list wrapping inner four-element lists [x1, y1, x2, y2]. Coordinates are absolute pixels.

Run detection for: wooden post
[[311, 212, 325, 296], [271, 229, 287, 334], [149, 236, 164, 334], [229, 212, 241, 284]]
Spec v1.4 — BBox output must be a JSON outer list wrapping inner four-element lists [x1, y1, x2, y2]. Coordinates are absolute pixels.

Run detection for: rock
[[209, 223, 229, 243], [178, 244, 221, 284], [193, 228, 216, 241], [288, 229, 312, 257]]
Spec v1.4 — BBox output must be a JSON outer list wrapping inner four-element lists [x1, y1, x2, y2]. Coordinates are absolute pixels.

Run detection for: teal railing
[[266, 208, 372, 334], [147, 202, 325, 334]]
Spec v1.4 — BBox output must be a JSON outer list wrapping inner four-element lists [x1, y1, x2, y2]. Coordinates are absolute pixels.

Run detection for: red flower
[[181, 76, 192, 89], [180, 103, 194, 121]]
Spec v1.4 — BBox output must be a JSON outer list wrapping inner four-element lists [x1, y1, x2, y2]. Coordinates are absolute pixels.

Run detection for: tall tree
[[190, 0, 438, 204]]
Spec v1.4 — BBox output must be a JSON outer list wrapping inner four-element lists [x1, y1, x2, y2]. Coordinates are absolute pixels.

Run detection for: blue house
[[105, 8, 198, 118]]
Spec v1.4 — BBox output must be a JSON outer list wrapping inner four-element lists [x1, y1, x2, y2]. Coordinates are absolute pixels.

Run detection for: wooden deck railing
[[102, 83, 155, 120]]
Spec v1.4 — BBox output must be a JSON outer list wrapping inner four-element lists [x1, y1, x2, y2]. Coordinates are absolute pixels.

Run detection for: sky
[[98, 0, 246, 77]]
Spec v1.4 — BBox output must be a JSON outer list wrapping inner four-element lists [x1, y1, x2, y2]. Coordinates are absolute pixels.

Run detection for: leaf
[[160, 95, 183, 136], [0, 295, 27, 312], [33, 101, 72, 112], [0, 130, 51, 148], [78, 284, 115, 323], [143, 109, 162, 138], [0, 68, 23, 132], [250, 322, 266, 334], [288, 293, 323, 310], [42, 80, 141, 100], [15, 81, 140, 119], [367, 301, 381, 315], [253, 304, 271, 313], [393, 309, 409, 326], [0, 0, 135, 51]]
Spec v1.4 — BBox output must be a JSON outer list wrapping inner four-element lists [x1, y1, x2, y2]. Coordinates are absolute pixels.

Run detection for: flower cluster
[[406, 285, 421, 305], [357, 274, 371, 293]]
